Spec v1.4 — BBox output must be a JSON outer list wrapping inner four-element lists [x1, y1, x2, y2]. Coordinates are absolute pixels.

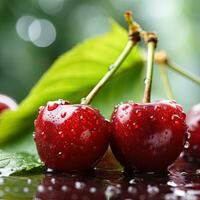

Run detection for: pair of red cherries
[[34, 98, 187, 173], [1, 94, 199, 173]]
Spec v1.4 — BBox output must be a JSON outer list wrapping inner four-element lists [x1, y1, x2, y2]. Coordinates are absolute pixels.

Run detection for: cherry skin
[[34, 99, 110, 172], [110, 100, 187, 172], [0, 94, 18, 113], [184, 103, 200, 160]]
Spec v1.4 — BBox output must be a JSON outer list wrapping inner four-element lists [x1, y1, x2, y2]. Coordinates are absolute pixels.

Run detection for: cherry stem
[[159, 64, 174, 99], [167, 62, 200, 85], [155, 51, 200, 86], [81, 11, 141, 105], [143, 33, 158, 103]]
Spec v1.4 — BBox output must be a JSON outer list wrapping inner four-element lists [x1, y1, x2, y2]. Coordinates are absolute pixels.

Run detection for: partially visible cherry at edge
[[0, 94, 18, 113], [184, 103, 200, 161]]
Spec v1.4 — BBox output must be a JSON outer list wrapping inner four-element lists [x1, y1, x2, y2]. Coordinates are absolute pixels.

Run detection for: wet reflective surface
[[1, 157, 200, 200]]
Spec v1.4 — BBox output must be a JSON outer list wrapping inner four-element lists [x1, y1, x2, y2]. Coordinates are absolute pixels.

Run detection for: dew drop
[[48, 186, 53, 191], [23, 187, 29, 193], [51, 178, 56, 184], [181, 112, 186, 120], [58, 131, 64, 138], [187, 132, 191, 139], [75, 181, 85, 190], [27, 179, 32, 185], [147, 185, 159, 194], [135, 110, 142, 117], [47, 102, 59, 111], [37, 185, 45, 193], [196, 169, 200, 174], [41, 132, 46, 140], [39, 106, 44, 113], [172, 115, 182, 126], [61, 185, 68, 192], [104, 185, 121, 199], [127, 186, 137, 194], [184, 141, 190, 149], [89, 187, 97, 193], [150, 115, 155, 120], [154, 105, 161, 112], [133, 122, 139, 129]]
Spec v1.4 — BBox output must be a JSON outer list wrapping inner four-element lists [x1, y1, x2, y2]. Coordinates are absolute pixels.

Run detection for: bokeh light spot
[[28, 19, 56, 47]]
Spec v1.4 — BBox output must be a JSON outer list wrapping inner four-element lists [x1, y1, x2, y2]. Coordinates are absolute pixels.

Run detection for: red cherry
[[110, 100, 187, 172], [0, 94, 18, 113], [34, 99, 110, 172], [185, 103, 200, 160]]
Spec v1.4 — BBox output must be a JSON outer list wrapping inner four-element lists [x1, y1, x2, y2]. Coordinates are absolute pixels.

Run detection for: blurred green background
[[0, 0, 199, 111]]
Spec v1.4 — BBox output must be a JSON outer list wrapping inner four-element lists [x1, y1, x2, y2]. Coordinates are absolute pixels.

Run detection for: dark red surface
[[185, 103, 200, 160], [110, 100, 187, 172], [34, 157, 200, 200], [34, 100, 110, 172]]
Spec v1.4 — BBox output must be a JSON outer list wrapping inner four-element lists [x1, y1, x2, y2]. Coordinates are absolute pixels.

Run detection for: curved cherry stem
[[159, 64, 174, 99], [142, 32, 158, 103], [155, 51, 200, 86], [81, 11, 141, 105], [167, 62, 200, 85]]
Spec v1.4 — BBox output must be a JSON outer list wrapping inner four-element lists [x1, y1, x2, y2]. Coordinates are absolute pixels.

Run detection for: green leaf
[[0, 150, 44, 176], [0, 21, 144, 145]]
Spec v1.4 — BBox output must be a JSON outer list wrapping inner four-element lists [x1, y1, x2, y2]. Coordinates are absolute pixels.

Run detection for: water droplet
[[61, 112, 67, 118], [176, 104, 183, 112], [75, 181, 85, 190], [51, 178, 56, 184], [133, 122, 139, 129], [187, 132, 191, 139], [104, 185, 121, 199], [154, 105, 161, 112], [39, 106, 44, 113], [40, 132, 46, 140], [89, 187, 97, 193], [181, 112, 186, 120], [167, 180, 177, 187], [135, 110, 142, 117], [58, 131, 64, 138], [196, 169, 200, 174], [127, 186, 137, 194], [23, 187, 29, 193], [37, 185, 45, 192], [48, 186, 53, 191], [109, 64, 114, 71], [144, 78, 148, 84], [47, 102, 59, 111], [184, 141, 190, 149], [61, 185, 68, 192], [150, 115, 155, 120], [172, 114, 182, 126], [147, 185, 159, 194]]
